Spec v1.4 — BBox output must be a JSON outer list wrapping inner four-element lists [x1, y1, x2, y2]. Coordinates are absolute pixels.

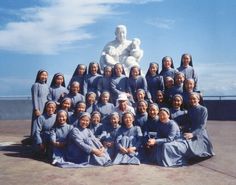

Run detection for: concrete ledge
[[1, 100, 236, 121]]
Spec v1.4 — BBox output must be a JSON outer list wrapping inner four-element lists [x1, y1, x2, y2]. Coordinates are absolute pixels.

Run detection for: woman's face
[[46, 103, 56, 115], [164, 58, 172, 69], [87, 94, 96, 104], [156, 91, 164, 103], [159, 110, 169, 123], [61, 100, 71, 110], [189, 94, 199, 107], [172, 96, 183, 109], [110, 115, 119, 128], [78, 66, 86, 76], [71, 83, 80, 94], [55, 75, 64, 86], [104, 67, 112, 77], [148, 106, 159, 118], [136, 91, 145, 101], [90, 64, 98, 75], [79, 116, 90, 128], [131, 67, 139, 79], [185, 80, 195, 92], [39, 71, 48, 82], [114, 64, 123, 76], [137, 101, 147, 113], [182, 55, 191, 67], [149, 64, 158, 75], [57, 111, 67, 125], [123, 113, 134, 128], [101, 93, 110, 103], [91, 114, 101, 125], [175, 75, 184, 85], [118, 100, 127, 110], [76, 103, 86, 113]]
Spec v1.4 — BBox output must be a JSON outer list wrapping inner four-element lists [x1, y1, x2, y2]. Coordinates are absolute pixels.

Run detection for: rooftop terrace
[[0, 120, 235, 185]]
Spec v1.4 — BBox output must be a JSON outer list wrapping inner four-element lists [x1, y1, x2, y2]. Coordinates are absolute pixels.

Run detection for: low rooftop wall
[[0, 99, 236, 121]]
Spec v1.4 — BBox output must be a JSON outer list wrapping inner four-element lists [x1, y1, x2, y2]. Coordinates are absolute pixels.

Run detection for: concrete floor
[[0, 120, 236, 185]]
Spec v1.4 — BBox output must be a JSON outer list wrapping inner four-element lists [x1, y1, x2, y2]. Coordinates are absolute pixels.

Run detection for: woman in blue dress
[[177, 53, 198, 91], [50, 110, 74, 165], [145, 108, 188, 167], [170, 72, 185, 97], [111, 63, 133, 105], [31, 70, 50, 137], [100, 112, 121, 160], [69, 101, 86, 126], [169, 94, 188, 132], [95, 91, 114, 124], [33, 101, 57, 158], [135, 89, 153, 107], [128, 66, 151, 103], [48, 73, 68, 105], [66, 81, 85, 110], [155, 90, 169, 109], [182, 78, 203, 109], [67, 64, 87, 95], [84, 62, 102, 96], [184, 92, 215, 160], [113, 111, 143, 165], [58, 97, 73, 119], [135, 100, 148, 134], [163, 76, 175, 103], [89, 111, 103, 138], [145, 62, 164, 102], [160, 56, 177, 79], [97, 66, 113, 97], [66, 112, 112, 167], [85, 92, 97, 114]]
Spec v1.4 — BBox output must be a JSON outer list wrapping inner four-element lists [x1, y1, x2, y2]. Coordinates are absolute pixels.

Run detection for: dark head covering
[[35, 69, 48, 83], [50, 72, 66, 87], [180, 53, 193, 67], [71, 64, 87, 78], [145, 62, 159, 77]]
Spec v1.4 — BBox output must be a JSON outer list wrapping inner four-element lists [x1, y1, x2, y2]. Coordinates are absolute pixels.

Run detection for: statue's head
[[115, 25, 127, 43]]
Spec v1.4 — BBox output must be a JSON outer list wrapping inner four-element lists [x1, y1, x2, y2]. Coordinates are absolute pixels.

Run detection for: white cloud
[[195, 63, 236, 96], [146, 17, 175, 29], [0, 0, 162, 55]]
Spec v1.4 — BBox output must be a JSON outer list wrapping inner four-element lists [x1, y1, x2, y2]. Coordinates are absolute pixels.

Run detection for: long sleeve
[[34, 116, 44, 144], [71, 128, 93, 154], [31, 83, 39, 110], [155, 122, 180, 145], [191, 107, 208, 138]]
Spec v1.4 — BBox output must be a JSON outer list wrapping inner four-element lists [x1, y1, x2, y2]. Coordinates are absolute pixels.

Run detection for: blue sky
[[0, 0, 236, 97]]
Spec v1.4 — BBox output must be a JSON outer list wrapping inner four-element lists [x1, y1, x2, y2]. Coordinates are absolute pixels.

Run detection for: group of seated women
[[31, 53, 214, 168]]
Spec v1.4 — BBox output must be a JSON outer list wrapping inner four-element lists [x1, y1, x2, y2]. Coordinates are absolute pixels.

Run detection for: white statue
[[100, 25, 143, 74]]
